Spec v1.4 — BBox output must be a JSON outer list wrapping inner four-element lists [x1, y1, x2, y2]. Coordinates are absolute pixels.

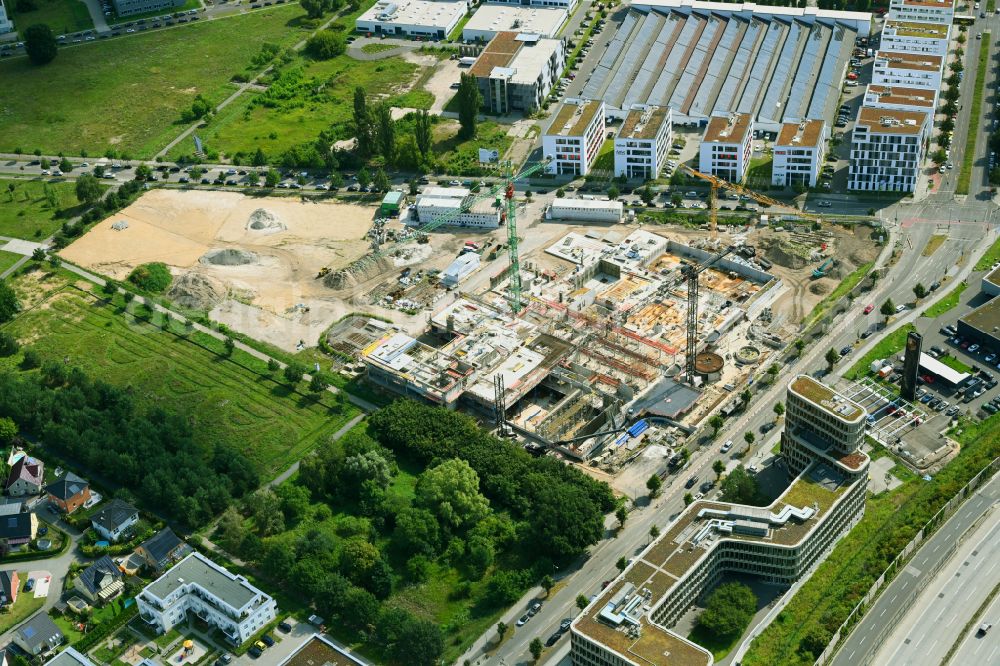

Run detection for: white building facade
[[848, 107, 929, 192], [771, 120, 826, 188], [613, 105, 672, 180], [547, 198, 624, 223], [355, 0, 468, 39], [462, 5, 567, 41], [543, 100, 606, 176], [880, 20, 950, 56], [698, 113, 753, 183], [887, 0, 954, 24], [863, 84, 937, 115], [485, 0, 578, 10], [872, 51, 943, 91], [413, 187, 501, 228], [137, 553, 277, 647]]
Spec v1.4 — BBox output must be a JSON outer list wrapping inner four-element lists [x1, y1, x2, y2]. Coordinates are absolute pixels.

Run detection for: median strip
[[957, 33, 991, 195]]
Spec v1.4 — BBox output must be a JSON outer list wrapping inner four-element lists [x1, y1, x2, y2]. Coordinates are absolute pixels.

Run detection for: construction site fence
[[814, 457, 1000, 666]]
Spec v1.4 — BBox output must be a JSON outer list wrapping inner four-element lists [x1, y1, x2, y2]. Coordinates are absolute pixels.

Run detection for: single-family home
[[135, 528, 191, 573], [44, 646, 96, 666], [74, 556, 124, 605], [13, 613, 64, 656], [46, 473, 90, 514], [90, 499, 139, 543], [4, 456, 44, 497], [0, 570, 19, 606], [0, 512, 38, 550]]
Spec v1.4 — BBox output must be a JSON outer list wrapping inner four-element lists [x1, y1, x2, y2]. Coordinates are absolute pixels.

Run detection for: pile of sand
[[167, 272, 228, 311], [246, 208, 285, 233], [761, 238, 810, 270], [200, 248, 259, 266], [809, 282, 831, 295]]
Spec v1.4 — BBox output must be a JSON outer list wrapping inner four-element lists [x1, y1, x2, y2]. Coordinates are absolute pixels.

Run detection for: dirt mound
[[167, 272, 227, 310], [324, 253, 395, 290], [247, 208, 285, 233], [200, 248, 259, 266], [809, 282, 831, 295], [761, 238, 810, 269]]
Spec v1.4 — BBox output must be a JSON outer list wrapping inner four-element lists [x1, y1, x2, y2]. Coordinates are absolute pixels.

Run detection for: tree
[[31, 247, 46, 262], [134, 164, 152, 181], [773, 401, 785, 418], [24, 24, 58, 65], [530, 637, 543, 661], [283, 362, 306, 384], [881, 298, 895, 322], [744, 431, 755, 447], [607, 185, 620, 201], [300, 0, 325, 18], [720, 466, 762, 505], [541, 574, 555, 597], [305, 30, 346, 60], [616, 556, 628, 572], [357, 167, 371, 191], [646, 473, 662, 498], [252, 147, 267, 167], [496, 621, 508, 642], [414, 109, 432, 158], [223, 337, 235, 356], [265, 168, 281, 188], [217, 506, 246, 551], [456, 73, 482, 139], [825, 347, 839, 371], [740, 388, 752, 406], [672, 192, 683, 207], [709, 414, 724, 436], [576, 594, 590, 610], [308, 373, 328, 393], [683, 492, 694, 506], [615, 505, 628, 528], [251, 489, 285, 536], [393, 507, 441, 556], [640, 184, 655, 205], [374, 104, 395, 164], [913, 283, 927, 299], [75, 174, 102, 204], [794, 338, 805, 354], [59, 157, 73, 173], [0, 281, 20, 323], [696, 582, 757, 638], [354, 87, 374, 158], [373, 169, 390, 193], [415, 458, 490, 533], [556, 187, 565, 198], [0, 417, 16, 444], [649, 524, 660, 540], [712, 459, 725, 480], [267, 358, 280, 373]]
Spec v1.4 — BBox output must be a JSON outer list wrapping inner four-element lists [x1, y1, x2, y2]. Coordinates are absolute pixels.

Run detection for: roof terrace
[[790, 375, 865, 421]]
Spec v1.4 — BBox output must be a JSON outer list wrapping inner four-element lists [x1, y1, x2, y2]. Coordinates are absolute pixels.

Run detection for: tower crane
[[678, 244, 739, 384]]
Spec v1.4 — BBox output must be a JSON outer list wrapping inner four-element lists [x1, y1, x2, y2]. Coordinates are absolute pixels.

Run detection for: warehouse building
[[982, 266, 1000, 297], [543, 100, 606, 176], [546, 198, 624, 223], [488, 0, 577, 9], [462, 4, 567, 41], [848, 107, 929, 192], [413, 187, 501, 228], [772, 119, 826, 188], [873, 50, 943, 91], [881, 20, 950, 56], [699, 112, 753, 183], [613, 105, 673, 179], [578, 1, 868, 127], [570, 376, 869, 666], [958, 295, 1000, 350], [470, 31, 565, 114], [888, 0, 954, 24], [863, 84, 936, 114], [355, 0, 469, 39]]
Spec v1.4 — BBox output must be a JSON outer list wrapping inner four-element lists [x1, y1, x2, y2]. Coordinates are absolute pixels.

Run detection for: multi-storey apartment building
[[112, 0, 185, 18], [881, 20, 950, 56], [772, 120, 826, 188], [470, 31, 565, 114], [873, 50, 943, 91], [543, 100, 606, 176], [698, 113, 753, 183], [137, 553, 277, 646], [613, 105, 672, 180], [848, 106, 929, 192], [888, 0, 954, 24], [863, 84, 937, 115], [570, 376, 869, 666]]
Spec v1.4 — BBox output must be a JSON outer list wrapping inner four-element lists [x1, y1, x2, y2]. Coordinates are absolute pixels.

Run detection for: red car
[[864, 304, 874, 314]]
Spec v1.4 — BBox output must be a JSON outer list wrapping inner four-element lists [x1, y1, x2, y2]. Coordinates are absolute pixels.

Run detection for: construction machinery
[[678, 244, 739, 384], [812, 257, 834, 279]]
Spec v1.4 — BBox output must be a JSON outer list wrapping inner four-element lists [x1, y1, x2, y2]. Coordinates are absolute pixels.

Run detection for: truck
[[458, 56, 477, 67], [812, 257, 834, 279]]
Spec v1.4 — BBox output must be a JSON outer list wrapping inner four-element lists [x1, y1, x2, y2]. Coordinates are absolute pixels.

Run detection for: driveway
[[27, 571, 52, 599]]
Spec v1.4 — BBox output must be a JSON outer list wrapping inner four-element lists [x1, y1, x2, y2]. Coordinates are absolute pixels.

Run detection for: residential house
[[848, 107, 929, 192], [0, 570, 18, 607], [74, 556, 124, 605], [44, 647, 96, 666], [90, 499, 139, 543], [5, 456, 44, 497], [13, 613, 64, 656], [46, 473, 90, 514], [135, 528, 191, 573], [0, 512, 38, 550]]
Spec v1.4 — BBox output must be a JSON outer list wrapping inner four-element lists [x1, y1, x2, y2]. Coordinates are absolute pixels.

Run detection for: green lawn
[[590, 138, 615, 173], [846, 324, 915, 379], [0, 179, 92, 240], [688, 624, 742, 661], [938, 354, 973, 374], [802, 262, 875, 330], [0, 251, 23, 276], [746, 156, 773, 191], [924, 281, 967, 318], [53, 614, 87, 644], [0, 583, 45, 635], [2, 275, 358, 477], [8, 0, 93, 35], [167, 53, 422, 161], [429, 120, 514, 176], [0, 5, 309, 159], [975, 237, 1000, 270], [360, 42, 399, 54], [957, 35, 990, 195]]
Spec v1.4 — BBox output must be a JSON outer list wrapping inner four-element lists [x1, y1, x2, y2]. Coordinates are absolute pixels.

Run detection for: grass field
[[957, 35, 990, 195], [975, 237, 1000, 270], [430, 120, 513, 175], [802, 262, 875, 330], [746, 156, 773, 191], [922, 234, 946, 257], [846, 324, 915, 379], [2, 273, 358, 477], [360, 42, 399, 54], [938, 354, 973, 374], [924, 281, 968, 318], [0, 178, 89, 240], [166, 53, 422, 161], [8, 0, 93, 35], [0, 582, 45, 635], [0, 251, 23, 276], [0, 5, 309, 158]]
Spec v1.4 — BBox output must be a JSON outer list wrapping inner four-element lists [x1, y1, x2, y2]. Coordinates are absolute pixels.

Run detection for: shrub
[[127, 262, 173, 293]]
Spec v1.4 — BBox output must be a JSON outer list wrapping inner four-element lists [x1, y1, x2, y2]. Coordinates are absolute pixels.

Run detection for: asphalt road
[[829, 472, 1000, 666], [949, 585, 1000, 666]]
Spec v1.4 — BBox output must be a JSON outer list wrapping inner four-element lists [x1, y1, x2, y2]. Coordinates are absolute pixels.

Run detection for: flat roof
[[547, 100, 603, 137], [919, 352, 969, 385], [552, 197, 624, 211], [357, 0, 466, 29], [704, 113, 753, 144], [875, 50, 943, 72], [856, 106, 927, 135], [986, 266, 1000, 288], [790, 375, 865, 422], [464, 4, 567, 38], [508, 37, 563, 85], [142, 552, 265, 610], [470, 31, 521, 76], [633, 0, 873, 24], [619, 106, 671, 141], [884, 20, 949, 39], [961, 296, 1000, 339], [775, 120, 825, 148], [893, 0, 953, 8], [279, 635, 369, 666], [865, 84, 936, 109]]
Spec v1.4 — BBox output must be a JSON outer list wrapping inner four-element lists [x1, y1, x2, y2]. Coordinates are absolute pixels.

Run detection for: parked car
[[247, 647, 262, 659], [516, 613, 530, 626], [545, 632, 562, 647], [277, 621, 292, 633], [685, 476, 698, 489], [721, 440, 733, 453]]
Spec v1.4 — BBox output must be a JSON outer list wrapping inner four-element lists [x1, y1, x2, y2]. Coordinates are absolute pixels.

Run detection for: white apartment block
[[137, 552, 277, 647], [888, 0, 954, 24], [772, 120, 826, 188], [613, 105, 672, 180], [413, 187, 501, 228], [471, 32, 565, 114], [863, 84, 937, 114], [547, 198, 624, 223], [0, 0, 13, 34], [698, 113, 753, 183], [873, 50, 943, 91], [486, 0, 577, 11], [849, 107, 929, 192], [543, 100, 606, 177], [881, 20, 950, 56], [356, 0, 468, 39]]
